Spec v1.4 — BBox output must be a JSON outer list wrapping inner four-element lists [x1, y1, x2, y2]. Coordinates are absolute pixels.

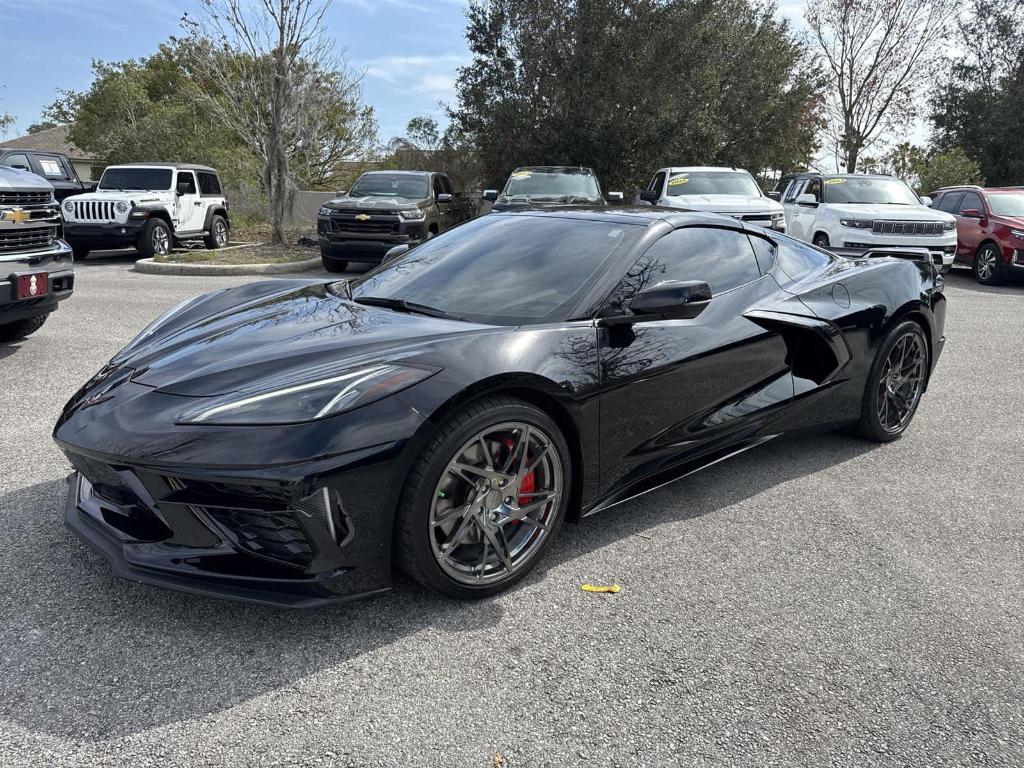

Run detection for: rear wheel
[[136, 219, 172, 258], [853, 320, 929, 442], [396, 396, 571, 598], [0, 314, 47, 342], [973, 242, 1002, 285], [203, 215, 229, 249]]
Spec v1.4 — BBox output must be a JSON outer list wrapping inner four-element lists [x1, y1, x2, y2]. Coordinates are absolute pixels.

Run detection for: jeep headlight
[[399, 209, 426, 221], [177, 364, 439, 425], [318, 207, 333, 217], [63, 200, 74, 214], [116, 201, 129, 214], [840, 218, 873, 229]]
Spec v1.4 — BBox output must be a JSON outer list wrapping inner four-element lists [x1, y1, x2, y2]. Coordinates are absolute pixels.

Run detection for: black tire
[[72, 246, 89, 261], [853, 320, 930, 443], [320, 248, 348, 273], [136, 219, 172, 259], [203, 214, 229, 250], [395, 396, 572, 599], [812, 232, 830, 248], [973, 242, 1003, 285], [0, 314, 48, 342]]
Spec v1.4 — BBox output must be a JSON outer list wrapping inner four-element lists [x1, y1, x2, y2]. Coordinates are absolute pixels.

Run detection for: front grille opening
[[202, 506, 314, 567], [0, 226, 55, 252], [98, 505, 173, 541], [293, 488, 353, 547], [0, 191, 50, 205]]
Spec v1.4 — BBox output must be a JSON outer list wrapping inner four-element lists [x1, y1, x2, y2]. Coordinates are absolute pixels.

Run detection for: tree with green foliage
[[383, 116, 481, 194], [914, 148, 984, 194], [930, 0, 1024, 185], [452, 0, 822, 193]]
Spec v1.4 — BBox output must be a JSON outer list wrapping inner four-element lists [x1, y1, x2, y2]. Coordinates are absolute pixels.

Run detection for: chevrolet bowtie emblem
[[1, 208, 31, 224], [355, 213, 371, 221]]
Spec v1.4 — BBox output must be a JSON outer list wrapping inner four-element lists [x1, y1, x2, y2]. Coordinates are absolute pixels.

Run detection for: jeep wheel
[[137, 219, 172, 258], [204, 215, 229, 250], [72, 246, 89, 261]]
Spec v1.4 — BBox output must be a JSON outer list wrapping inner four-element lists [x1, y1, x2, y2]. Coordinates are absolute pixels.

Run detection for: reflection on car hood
[[823, 203, 954, 221], [325, 195, 426, 210], [124, 280, 493, 397], [657, 195, 782, 214], [0, 164, 54, 192]]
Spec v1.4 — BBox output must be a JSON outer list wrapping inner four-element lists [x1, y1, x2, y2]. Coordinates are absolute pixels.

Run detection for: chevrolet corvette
[[54, 209, 946, 606]]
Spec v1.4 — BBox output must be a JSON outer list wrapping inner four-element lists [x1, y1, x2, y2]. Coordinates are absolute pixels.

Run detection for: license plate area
[[15, 272, 48, 300]]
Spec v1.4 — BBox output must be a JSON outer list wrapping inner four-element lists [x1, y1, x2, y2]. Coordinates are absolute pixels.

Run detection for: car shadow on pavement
[[0, 431, 872, 741], [944, 268, 1022, 294]]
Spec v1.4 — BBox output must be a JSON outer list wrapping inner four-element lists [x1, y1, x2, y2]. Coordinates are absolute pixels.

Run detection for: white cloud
[[340, 0, 465, 14], [363, 54, 465, 101]]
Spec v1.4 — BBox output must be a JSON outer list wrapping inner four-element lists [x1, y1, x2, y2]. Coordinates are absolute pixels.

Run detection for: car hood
[[823, 203, 954, 221], [657, 195, 782, 214], [121, 280, 496, 397], [325, 195, 427, 211], [0, 165, 53, 192], [67, 189, 173, 204]]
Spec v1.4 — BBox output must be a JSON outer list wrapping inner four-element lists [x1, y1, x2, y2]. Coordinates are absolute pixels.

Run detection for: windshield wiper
[[352, 296, 464, 321]]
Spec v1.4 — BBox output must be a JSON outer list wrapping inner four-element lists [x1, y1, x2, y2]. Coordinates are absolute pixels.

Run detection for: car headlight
[[944, 220, 957, 231], [1011, 229, 1024, 240], [177, 364, 439, 425], [63, 200, 74, 214], [116, 201, 129, 214], [399, 209, 425, 221], [840, 218, 873, 229], [318, 207, 333, 217]]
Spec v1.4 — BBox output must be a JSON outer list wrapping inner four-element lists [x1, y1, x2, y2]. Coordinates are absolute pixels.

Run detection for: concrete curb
[[134, 255, 322, 276]]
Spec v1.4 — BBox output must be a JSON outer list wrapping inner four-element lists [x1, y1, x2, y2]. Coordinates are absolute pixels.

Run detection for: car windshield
[[501, 170, 602, 201], [986, 192, 1024, 217], [349, 174, 428, 199], [822, 177, 920, 205], [99, 168, 173, 191], [665, 171, 761, 197], [349, 214, 642, 325]]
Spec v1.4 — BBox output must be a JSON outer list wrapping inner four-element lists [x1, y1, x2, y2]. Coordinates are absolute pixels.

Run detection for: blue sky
[[0, 0, 472, 141]]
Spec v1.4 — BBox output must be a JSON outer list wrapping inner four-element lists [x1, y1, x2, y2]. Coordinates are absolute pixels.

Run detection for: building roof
[[0, 124, 94, 161]]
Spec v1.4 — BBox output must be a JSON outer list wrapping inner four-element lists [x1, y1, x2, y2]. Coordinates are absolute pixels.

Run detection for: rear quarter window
[[198, 172, 222, 196], [775, 237, 832, 281]]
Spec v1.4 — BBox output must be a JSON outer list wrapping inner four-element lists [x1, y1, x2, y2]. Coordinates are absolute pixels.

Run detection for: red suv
[[930, 186, 1024, 284]]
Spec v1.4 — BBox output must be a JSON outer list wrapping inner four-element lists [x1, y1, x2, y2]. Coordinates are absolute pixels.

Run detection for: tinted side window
[[804, 178, 822, 201], [439, 175, 453, 195], [432, 175, 444, 197], [936, 192, 963, 213], [776, 237, 832, 281], [198, 172, 222, 196], [631, 227, 761, 296], [2, 153, 31, 172], [783, 179, 804, 204], [177, 172, 197, 194], [35, 155, 70, 180], [747, 235, 776, 274], [958, 191, 983, 214]]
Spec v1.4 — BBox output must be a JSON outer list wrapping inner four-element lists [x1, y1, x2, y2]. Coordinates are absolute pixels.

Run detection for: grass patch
[[154, 242, 316, 265]]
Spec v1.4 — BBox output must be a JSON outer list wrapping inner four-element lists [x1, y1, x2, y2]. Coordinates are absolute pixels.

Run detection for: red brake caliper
[[503, 438, 536, 524]]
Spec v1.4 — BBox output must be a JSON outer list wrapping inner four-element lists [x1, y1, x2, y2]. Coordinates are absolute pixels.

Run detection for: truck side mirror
[[436, 193, 453, 203], [336, 190, 348, 197], [796, 193, 818, 207], [767, 191, 781, 201], [482, 189, 498, 202], [639, 189, 658, 204], [606, 191, 624, 203]]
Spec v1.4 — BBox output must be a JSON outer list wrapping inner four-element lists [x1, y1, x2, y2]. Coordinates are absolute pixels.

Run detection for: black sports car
[[54, 209, 946, 606]]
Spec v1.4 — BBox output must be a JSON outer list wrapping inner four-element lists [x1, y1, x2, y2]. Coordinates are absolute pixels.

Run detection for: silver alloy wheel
[[429, 421, 562, 585], [976, 246, 997, 281], [876, 331, 927, 434], [152, 224, 171, 255], [214, 219, 228, 246]]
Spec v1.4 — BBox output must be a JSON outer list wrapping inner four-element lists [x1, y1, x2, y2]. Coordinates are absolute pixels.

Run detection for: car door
[[174, 170, 205, 232], [781, 177, 807, 237], [596, 225, 793, 500], [933, 191, 966, 261], [954, 190, 985, 261]]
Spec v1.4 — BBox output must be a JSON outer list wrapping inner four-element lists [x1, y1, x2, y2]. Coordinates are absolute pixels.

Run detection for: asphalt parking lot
[[1, 254, 1022, 767]]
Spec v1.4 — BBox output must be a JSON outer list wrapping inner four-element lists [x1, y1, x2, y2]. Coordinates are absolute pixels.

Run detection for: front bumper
[[65, 220, 146, 248], [317, 215, 425, 262], [0, 240, 75, 323], [834, 238, 956, 267]]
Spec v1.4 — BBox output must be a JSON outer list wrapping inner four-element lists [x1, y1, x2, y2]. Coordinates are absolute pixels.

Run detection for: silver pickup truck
[[0, 165, 74, 341], [317, 170, 473, 272]]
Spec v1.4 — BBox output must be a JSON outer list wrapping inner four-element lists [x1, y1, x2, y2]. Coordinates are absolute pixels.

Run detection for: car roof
[[935, 185, 1023, 194], [490, 206, 744, 228], [108, 163, 219, 173], [512, 166, 596, 174], [663, 166, 749, 174], [360, 170, 431, 177]]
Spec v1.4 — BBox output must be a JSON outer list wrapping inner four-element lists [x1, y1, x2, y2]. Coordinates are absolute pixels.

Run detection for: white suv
[[774, 173, 956, 269], [62, 163, 230, 260], [637, 166, 786, 231]]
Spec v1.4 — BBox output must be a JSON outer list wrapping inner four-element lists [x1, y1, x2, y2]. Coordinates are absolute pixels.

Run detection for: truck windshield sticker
[[40, 160, 62, 177], [511, 171, 532, 179], [825, 178, 846, 184], [668, 177, 689, 186]]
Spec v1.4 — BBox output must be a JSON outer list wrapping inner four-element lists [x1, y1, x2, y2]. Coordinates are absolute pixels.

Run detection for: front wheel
[[396, 396, 572, 598], [853, 320, 930, 442], [320, 247, 348, 273], [136, 219, 172, 258], [973, 243, 1002, 285], [812, 233, 831, 248]]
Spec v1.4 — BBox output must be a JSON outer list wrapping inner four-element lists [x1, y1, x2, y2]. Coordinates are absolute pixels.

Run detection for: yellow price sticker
[[667, 177, 689, 186], [825, 178, 846, 184]]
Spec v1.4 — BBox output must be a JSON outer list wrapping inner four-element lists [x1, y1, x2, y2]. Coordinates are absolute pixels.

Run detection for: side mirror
[[960, 208, 984, 219], [767, 190, 781, 201], [436, 193, 453, 203], [383, 244, 410, 263], [919, 195, 932, 206], [482, 189, 498, 202], [176, 183, 191, 196], [602, 280, 712, 325], [796, 193, 818, 207], [639, 189, 658, 204], [606, 191, 624, 203], [336, 190, 348, 197]]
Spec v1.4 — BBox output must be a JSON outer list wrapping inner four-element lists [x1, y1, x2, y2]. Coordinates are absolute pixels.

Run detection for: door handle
[[194, 201, 203, 206]]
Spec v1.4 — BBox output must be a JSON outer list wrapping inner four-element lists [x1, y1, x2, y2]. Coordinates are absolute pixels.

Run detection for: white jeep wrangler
[[62, 163, 230, 260]]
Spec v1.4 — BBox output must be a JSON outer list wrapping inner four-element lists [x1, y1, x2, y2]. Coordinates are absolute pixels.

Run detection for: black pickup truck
[[0, 149, 95, 201], [317, 170, 473, 272], [483, 166, 623, 211]]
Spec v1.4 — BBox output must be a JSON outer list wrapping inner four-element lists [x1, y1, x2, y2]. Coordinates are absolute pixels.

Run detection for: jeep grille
[[871, 220, 944, 236], [72, 200, 118, 221]]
